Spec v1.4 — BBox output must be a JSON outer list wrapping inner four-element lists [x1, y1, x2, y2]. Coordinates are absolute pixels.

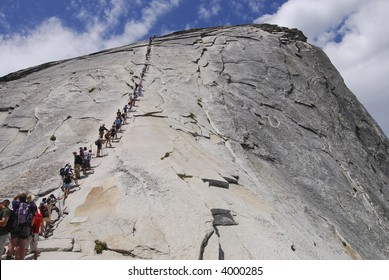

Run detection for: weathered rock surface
[[1, 24, 388, 260]]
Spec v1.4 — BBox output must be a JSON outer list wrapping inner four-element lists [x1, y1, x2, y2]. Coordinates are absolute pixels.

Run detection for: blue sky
[[0, 0, 388, 137]]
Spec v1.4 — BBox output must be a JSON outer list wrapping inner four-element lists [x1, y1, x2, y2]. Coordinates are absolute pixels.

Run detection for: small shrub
[[95, 240, 108, 254], [161, 151, 172, 160], [50, 135, 56, 141]]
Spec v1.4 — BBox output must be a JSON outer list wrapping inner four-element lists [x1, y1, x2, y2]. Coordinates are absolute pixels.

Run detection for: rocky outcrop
[[1, 24, 388, 260]]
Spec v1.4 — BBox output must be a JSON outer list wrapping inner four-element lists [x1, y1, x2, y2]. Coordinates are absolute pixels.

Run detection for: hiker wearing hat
[[0, 199, 11, 257]]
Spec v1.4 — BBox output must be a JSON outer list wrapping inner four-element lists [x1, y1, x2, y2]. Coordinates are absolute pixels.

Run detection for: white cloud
[[198, 0, 221, 20], [255, 0, 365, 43], [0, 0, 181, 76], [0, 17, 101, 75], [254, 0, 389, 136], [105, 0, 181, 47]]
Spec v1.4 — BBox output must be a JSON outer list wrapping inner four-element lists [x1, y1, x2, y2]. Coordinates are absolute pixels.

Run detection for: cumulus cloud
[[105, 0, 181, 47], [198, 0, 221, 20], [254, 0, 389, 136], [0, 0, 181, 76], [0, 18, 100, 75]]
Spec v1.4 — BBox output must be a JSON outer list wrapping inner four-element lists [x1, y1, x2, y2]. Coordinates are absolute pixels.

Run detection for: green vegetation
[[50, 134, 56, 141], [88, 87, 95, 93], [177, 173, 193, 180], [161, 151, 173, 160], [94, 240, 108, 254]]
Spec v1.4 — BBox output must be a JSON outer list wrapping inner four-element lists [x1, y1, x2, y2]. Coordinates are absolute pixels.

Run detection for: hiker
[[99, 124, 108, 138], [95, 137, 103, 157], [138, 82, 143, 96], [105, 130, 112, 147], [83, 147, 90, 170], [110, 124, 117, 141], [123, 104, 129, 117], [0, 199, 11, 257], [133, 89, 138, 100], [39, 198, 51, 235], [6, 195, 19, 260], [133, 82, 139, 95], [7, 193, 36, 260], [60, 163, 71, 179], [47, 194, 59, 215], [121, 112, 127, 125], [115, 116, 122, 132], [63, 174, 72, 199], [65, 164, 78, 186], [117, 110, 123, 123], [88, 149, 93, 168], [73, 151, 83, 179], [27, 194, 37, 212], [60, 164, 78, 193], [79, 147, 84, 158], [28, 208, 42, 260]]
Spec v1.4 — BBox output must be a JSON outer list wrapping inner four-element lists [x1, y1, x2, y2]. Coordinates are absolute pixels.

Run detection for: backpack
[[16, 202, 33, 225], [5, 209, 19, 233], [60, 164, 70, 176], [40, 205, 50, 218], [64, 175, 72, 184]]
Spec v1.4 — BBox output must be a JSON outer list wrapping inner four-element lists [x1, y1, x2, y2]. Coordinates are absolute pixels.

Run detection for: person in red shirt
[[29, 210, 42, 260]]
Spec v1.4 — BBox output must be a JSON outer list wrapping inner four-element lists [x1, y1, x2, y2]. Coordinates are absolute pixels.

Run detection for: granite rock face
[[1, 24, 388, 260]]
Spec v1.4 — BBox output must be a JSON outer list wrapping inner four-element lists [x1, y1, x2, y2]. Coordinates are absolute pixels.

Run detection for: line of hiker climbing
[[0, 80, 145, 260], [60, 80, 144, 199], [0, 35, 154, 260]]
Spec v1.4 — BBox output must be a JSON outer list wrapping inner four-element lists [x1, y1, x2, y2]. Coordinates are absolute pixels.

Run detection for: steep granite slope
[[0, 24, 388, 259]]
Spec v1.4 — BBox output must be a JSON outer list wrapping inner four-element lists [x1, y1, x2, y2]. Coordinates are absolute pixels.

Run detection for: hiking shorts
[[11, 224, 31, 240], [64, 183, 72, 189]]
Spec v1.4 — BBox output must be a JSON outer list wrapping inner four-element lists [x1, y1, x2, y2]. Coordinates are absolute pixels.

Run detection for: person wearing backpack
[[7, 193, 36, 260], [0, 199, 12, 257]]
